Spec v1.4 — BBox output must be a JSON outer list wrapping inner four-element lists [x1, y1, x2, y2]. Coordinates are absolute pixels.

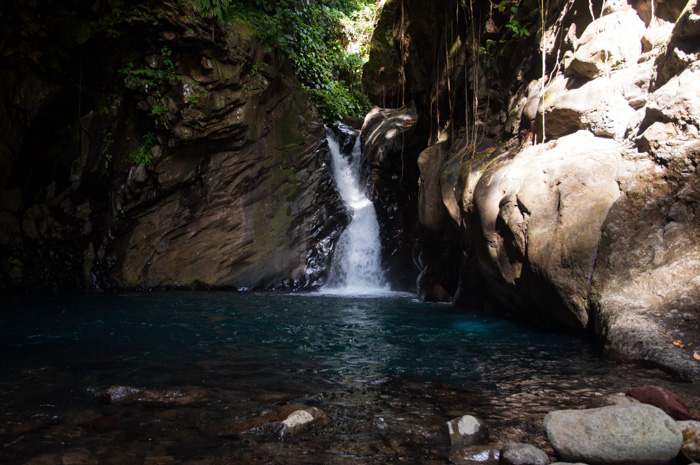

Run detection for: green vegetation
[[478, 0, 530, 69], [120, 46, 180, 127], [130, 132, 157, 165], [225, 0, 375, 122]]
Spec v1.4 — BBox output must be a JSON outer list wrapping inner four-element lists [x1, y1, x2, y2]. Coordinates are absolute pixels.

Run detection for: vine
[[478, 0, 530, 69]]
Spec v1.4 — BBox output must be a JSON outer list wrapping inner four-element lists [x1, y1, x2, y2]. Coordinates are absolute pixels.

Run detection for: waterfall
[[325, 126, 389, 294]]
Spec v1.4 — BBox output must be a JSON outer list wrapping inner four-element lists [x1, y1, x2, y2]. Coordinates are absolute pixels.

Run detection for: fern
[[192, 0, 230, 20]]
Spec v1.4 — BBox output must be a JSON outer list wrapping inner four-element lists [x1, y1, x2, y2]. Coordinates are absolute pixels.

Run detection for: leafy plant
[[120, 46, 181, 128], [478, 0, 530, 68], [102, 132, 114, 162], [191, 0, 231, 20], [131, 132, 157, 166], [229, 0, 374, 122]]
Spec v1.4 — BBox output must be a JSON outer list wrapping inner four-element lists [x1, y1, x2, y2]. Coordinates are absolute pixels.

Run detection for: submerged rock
[[449, 445, 501, 465], [588, 392, 641, 408], [274, 407, 327, 440], [439, 415, 488, 447], [544, 404, 683, 464], [499, 442, 550, 465], [222, 404, 327, 440], [627, 385, 700, 420], [101, 385, 209, 405]]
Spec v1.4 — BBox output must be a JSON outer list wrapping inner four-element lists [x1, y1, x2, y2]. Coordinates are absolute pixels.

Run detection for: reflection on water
[[0, 293, 696, 464]]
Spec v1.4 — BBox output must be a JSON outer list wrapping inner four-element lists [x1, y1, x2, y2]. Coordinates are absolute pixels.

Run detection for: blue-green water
[[0, 292, 690, 464], [1, 292, 593, 387]]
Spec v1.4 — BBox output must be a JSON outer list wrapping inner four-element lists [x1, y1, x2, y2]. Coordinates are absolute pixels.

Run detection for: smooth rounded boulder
[[544, 404, 683, 464]]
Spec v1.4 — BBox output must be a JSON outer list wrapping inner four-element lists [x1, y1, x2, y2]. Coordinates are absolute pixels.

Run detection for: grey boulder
[[544, 404, 682, 464]]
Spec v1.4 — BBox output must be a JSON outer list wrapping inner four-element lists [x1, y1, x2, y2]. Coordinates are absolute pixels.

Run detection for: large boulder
[[544, 404, 683, 464], [565, 7, 646, 79], [438, 0, 700, 378], [458, 131, 631, 330]]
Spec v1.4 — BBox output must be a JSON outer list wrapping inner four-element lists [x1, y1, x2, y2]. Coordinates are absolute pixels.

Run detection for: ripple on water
[[0, 292, 697, 464]]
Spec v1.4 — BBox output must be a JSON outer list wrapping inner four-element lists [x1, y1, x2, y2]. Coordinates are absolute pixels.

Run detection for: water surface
[[1, 292, 695, 464]]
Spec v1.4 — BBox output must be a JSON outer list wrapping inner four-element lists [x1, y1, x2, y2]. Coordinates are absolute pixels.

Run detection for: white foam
[[325, 127, 389, 294]]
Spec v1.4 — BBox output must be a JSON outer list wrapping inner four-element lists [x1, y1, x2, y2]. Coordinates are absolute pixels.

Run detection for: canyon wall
[[0, 0, 347, 293], [364, 0, 700, 379]]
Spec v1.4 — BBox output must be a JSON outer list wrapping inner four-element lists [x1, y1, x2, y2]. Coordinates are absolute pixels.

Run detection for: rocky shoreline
[[4, 379, 699, 465]]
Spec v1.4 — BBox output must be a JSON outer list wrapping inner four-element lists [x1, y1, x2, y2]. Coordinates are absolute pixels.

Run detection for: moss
[[252, 193, 294, 257], [235, 21, 256, 41], [274, 105, 305, 149]]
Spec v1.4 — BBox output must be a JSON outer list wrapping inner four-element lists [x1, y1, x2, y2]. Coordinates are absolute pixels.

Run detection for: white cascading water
[[326, 127, 389, 294]]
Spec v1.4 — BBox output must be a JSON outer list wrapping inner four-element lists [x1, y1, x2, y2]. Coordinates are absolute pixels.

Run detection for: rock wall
[[365, 0, 700, 379], [0, 1, 347, 293]]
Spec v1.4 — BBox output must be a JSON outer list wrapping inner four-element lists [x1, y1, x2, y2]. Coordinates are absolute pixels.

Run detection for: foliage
[[120, 45, 180, 166], [131, 132, 157, 166], [478, 0, 530, 69], [120, 46, 180, 129], [191, 0, 232, 19], [229, 0, 375, 122]]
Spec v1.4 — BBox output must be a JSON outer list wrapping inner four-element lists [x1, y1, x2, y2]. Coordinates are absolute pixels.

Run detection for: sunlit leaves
[[229, 0, 373, 122]]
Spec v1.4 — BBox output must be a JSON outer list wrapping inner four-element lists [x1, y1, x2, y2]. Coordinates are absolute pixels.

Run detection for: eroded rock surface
[[0, 1, 346, 292], [365, 0, 700, 379]]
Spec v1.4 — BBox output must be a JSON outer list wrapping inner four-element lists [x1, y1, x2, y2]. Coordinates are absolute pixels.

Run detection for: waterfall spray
[[325, 126, 389, 294]]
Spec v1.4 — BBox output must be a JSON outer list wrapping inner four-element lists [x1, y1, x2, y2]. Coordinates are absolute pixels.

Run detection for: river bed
[[1, 292, 697, 464]]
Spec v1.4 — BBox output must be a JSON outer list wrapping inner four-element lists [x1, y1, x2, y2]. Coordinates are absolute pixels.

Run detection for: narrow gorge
[[1, 0, 700, 462]]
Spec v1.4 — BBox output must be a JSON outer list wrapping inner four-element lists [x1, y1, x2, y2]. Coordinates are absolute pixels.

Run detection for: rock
[[652, 0, 700, 88], [449, 445, 501, 465], [360, 105, 422, 291], [274, 407, 327, 440], [419, 282, 453, 303], [588, 392, 640, 408], [678, 421, 700, 462], [627, 385, 700, 420], [0, 0, 346, 294], [499, 443, 550, 465], [541, 71, 638, 140], [222, 404, 327, 440], [418, 141, 451, 234], [25, 448, 98, 465], [566, 8, 646, 79], [544, 404, 683, 464], [101, 385, 209, 405], [463, 131, 626, 330], [641, 18, 675, 53], [439, 415, 488, 447]]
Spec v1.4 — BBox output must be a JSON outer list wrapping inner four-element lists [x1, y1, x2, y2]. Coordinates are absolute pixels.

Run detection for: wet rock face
[[360, 106, 422, 291], [0, 1, 346, 292]]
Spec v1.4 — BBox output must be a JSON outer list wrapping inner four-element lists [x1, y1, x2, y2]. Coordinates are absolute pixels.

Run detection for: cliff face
[[364, 0, 700, 379], [0, 1, 347, 292]]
